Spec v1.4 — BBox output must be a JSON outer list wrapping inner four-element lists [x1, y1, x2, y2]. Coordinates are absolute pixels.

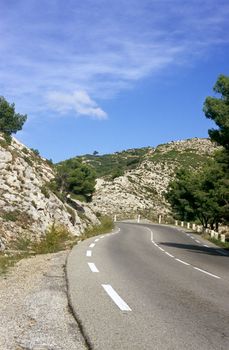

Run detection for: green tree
[[167, 75, 229, 228], [203, 74, 229, 150], [52, 159, 96, 202], [0, 96, 27, 135], [166, 164, 226, 229]]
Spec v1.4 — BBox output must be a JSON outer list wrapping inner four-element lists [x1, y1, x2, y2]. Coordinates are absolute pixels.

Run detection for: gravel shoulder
[[0, 251, 87, 350]]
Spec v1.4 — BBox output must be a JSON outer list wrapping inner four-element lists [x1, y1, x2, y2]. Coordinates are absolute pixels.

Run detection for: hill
[[79, 138, 219, 219], [0, 134, 99, 251]]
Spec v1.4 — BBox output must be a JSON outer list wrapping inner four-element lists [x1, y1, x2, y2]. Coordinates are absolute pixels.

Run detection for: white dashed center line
[[89, 243, 95, 248], [86, 250, 92, 257], [102, 284, 132, 311], [88, 262, 99, 273], [94, 238, 100, 242]]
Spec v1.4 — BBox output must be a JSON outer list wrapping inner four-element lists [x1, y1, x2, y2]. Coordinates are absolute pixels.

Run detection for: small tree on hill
[[0, 96, 27, 136]]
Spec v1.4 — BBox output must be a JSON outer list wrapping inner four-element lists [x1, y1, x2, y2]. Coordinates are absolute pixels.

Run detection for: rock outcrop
[[90, 138, 219, 218], [0, 134, 99, 250]]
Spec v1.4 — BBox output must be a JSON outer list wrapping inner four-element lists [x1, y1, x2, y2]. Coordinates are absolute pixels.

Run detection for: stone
[[0, 134, 99, 250]]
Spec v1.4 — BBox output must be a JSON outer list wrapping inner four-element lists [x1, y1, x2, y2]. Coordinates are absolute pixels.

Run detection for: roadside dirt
[[0, 251, 87, 350]]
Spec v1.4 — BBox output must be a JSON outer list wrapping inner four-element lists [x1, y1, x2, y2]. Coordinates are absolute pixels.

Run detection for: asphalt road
[[67, 223, 229, 350]]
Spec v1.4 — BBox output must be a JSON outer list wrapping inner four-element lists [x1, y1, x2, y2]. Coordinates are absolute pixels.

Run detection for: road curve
[[67, 223, 229, 350]]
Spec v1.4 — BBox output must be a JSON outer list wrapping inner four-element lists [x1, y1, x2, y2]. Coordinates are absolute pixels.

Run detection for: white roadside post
[[214, 232, 219, 240], [210, 230, 215, 238], [221, 234, 225, 243], [181, 221, 184, 227], [158, 215, 162, 224], [175, 220, 178, 226], [137, 215, 140, 223], [187, 222, 190, 229], [114, 215, 117, 222], [192, 223, 196, 231]]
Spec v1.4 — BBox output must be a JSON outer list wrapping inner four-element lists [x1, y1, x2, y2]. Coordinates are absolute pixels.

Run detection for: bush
[[31, 148, 40, 156], [82, 216, 114, 239], [40, 185, 50, 198], [32, 224, 72, 254], [2, 210, 20, 222]]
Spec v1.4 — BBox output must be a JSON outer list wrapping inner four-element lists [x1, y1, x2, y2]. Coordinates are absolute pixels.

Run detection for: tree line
[[166, 75, 229, 230]]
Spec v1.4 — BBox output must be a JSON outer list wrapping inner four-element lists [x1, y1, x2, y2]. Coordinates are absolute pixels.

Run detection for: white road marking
[[175, 258, 190, 266], [94, 238, 100, 242], [165, 252, 174, 258], [151, 230, 154, 242], [86, 250, 92, 257], [194, 267, 220, 279], [88, 263, 99, 273], [100, 235, 104, 239], [146, 225, 223, 278], [158, 247, 165, 252], [102, 284, 131, 311], [89, 243, 95, 248]]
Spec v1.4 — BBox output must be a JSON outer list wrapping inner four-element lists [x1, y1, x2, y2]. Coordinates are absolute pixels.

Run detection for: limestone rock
[[90, 138, 219, 218], [0, 134, 99, 250]]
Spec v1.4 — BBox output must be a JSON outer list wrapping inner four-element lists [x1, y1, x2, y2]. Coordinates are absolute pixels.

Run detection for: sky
[[0, 0, 229, 162]]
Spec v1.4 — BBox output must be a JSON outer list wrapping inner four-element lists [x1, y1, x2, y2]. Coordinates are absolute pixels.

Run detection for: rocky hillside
[[87, 138, 219, 218], [0, 134, 99, 251]]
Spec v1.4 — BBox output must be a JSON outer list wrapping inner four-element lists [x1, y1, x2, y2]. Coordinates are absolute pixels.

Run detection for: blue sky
[[0, 0, 229, 162]]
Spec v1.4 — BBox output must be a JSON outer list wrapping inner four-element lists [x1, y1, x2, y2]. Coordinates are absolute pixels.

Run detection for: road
[[67, 223, 229, 350]]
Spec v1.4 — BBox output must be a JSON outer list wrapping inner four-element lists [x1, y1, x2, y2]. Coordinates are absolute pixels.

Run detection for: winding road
[[67, 222, 229, 350]]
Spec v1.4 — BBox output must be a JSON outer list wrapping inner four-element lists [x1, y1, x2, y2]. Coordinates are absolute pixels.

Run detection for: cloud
[[0, 0, 229, 119], [47, 90, 107, 119]]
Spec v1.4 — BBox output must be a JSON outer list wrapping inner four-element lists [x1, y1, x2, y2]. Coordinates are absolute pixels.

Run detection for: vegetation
[[81, 216, 114, 239], [204, 74, 229, 150], [0, 252, 29, 275], [0, 96, 27, 137], [150, 149, 211, 169], [0, 216, 114, 274], [51, 158, 96, 202], [166, 75, 229, 230], [31, 224, 72, 254], [72, 147, 150, 178], [208, 237, 229, 250]]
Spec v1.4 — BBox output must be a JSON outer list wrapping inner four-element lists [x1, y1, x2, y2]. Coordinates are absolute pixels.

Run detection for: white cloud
[[47, 90, 107, 120], [0, 0, 229, 119]]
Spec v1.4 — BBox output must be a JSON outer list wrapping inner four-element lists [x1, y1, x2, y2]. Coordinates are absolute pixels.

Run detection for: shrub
[[32, 224, 72, 254], [40, 185, 50, 198], [82, 216, 114, 239], [2, 210, 20, 222]]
